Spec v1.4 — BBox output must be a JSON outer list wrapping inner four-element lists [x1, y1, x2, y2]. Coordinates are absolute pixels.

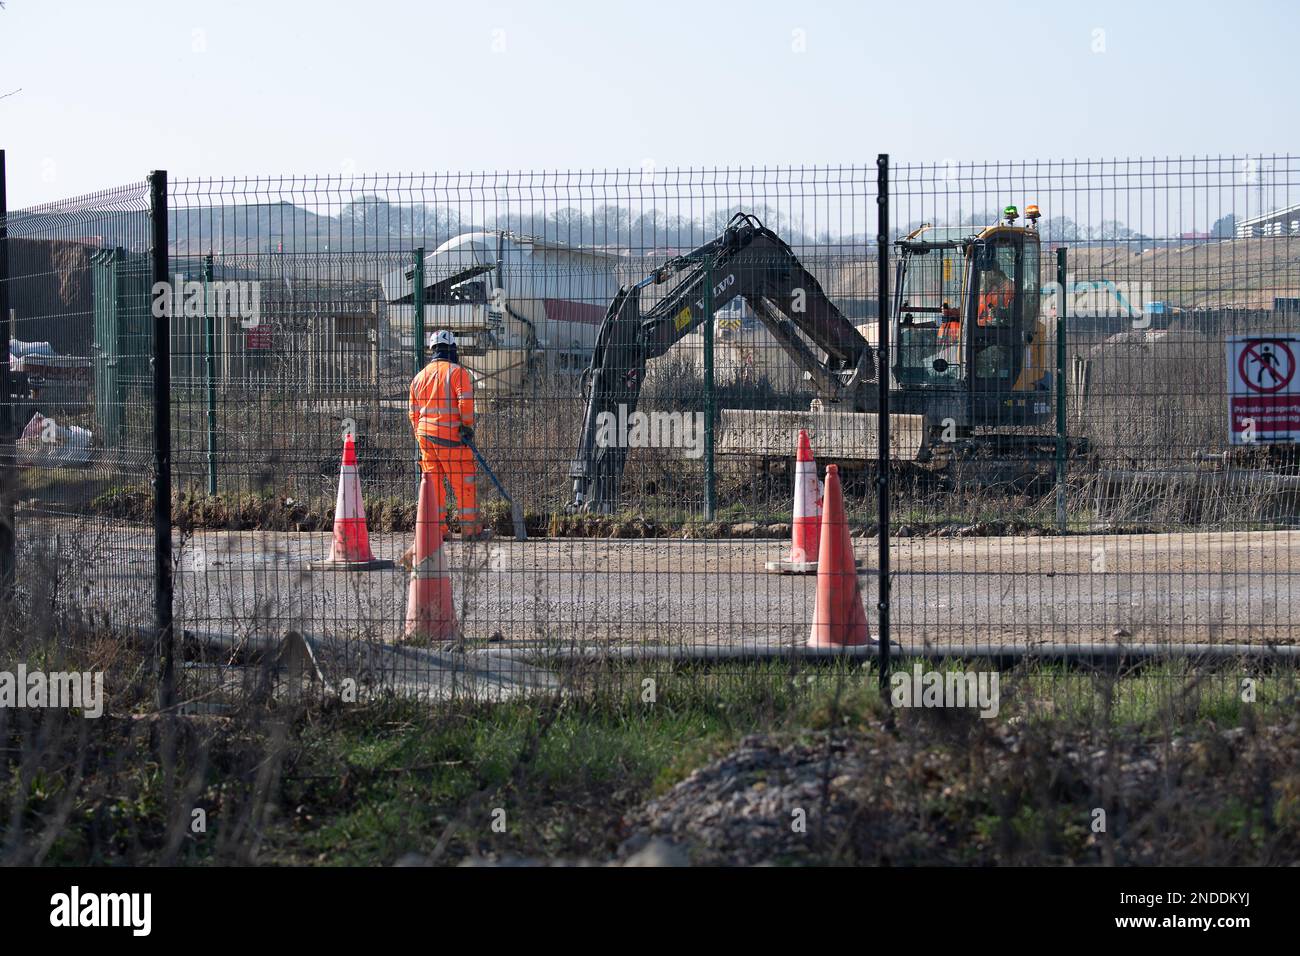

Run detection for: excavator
[[569, 208, 1057, 512]]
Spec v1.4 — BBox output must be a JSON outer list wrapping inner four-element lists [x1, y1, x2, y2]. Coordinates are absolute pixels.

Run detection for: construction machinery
[[890, 204, 1054, 444], [383, 231, 622, 395], [568, 209, 1059, 512]]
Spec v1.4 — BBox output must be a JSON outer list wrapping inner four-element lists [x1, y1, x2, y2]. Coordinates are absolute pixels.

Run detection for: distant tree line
[[147, 200, 1246, 255]]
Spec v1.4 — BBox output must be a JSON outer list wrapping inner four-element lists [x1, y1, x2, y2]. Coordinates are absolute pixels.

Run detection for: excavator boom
[[569, 213, 873, 512]]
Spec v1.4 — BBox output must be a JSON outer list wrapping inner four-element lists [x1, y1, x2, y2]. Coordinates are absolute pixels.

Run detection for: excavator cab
[[892, 207, 1052, 434]]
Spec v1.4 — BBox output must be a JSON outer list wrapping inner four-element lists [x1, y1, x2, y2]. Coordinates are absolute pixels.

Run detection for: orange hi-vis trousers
[[419, 439, 481, 537]]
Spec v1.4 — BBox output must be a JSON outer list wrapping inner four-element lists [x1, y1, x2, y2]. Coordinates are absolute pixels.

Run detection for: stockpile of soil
[[620, 717, 1300, 865]]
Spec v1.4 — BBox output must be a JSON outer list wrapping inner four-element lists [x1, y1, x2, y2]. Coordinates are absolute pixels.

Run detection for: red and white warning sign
[[1227, 335, 1300, 444]]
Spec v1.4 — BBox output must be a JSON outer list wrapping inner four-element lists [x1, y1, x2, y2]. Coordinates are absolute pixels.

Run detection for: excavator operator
[[978, 263, 1015, 326]]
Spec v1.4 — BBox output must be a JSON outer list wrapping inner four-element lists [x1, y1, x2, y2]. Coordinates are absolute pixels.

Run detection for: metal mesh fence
[[157, 168, 883, 699], [0, 177, 157, 639], [888, 157, 1300, 652], [3, 156, 1298, 707]]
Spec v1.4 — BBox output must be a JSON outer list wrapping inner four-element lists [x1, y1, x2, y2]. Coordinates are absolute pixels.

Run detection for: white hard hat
[[428, 329, 456, 349]]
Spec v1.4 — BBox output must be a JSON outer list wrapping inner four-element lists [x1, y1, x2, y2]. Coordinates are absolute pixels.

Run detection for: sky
[[0, 0, 1296, 209]]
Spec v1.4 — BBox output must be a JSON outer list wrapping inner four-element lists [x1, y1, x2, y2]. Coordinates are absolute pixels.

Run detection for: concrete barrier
[[718, 408, 925, 460]]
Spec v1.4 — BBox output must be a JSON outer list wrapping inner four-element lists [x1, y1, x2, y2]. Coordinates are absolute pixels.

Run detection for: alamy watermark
[[1042, 279, 1153, 323], [50, 886, 150, 936], [151, 274, 261, 328], [0, 665, 104, 718], [594, 404, 704, 459], [890, 663, 999, 717]]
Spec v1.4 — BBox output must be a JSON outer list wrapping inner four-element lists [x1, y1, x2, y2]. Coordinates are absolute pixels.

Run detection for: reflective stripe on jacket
[[409, 359, 475, 446]]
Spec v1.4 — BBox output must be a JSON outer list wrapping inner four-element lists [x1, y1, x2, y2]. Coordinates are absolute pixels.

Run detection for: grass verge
[[4, 650, 1298, 865]]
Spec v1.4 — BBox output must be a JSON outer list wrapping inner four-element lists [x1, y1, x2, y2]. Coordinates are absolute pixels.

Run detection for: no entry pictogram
[[1238, 339, 1295, 394]]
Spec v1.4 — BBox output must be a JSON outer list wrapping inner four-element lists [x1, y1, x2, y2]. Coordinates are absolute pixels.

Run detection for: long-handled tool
[[465, 438, 527, 541]]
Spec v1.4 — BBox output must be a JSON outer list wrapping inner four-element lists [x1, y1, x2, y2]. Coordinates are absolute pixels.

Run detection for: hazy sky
[[1, 0, 1296, 208]]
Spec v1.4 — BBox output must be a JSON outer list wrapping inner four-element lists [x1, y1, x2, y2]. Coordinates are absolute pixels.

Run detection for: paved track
[[28, 520, 1300, 648]]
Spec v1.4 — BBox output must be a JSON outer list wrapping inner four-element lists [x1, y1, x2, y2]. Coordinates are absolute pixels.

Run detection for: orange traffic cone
[[309, 433, 393, 571], [808, 464, 872, 647], [403, 473, 458, 643], [767, 429, 822, 574]]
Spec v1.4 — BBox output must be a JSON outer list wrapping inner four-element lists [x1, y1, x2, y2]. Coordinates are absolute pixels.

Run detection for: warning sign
[[246, 324, 272, 350], [1227, 335, 1300, 444]]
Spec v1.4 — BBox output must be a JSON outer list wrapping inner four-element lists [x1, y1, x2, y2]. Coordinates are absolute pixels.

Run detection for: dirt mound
[[81, 487, 806, 539], [621, 734, 870, 865], [621, 716, 1300, 865]]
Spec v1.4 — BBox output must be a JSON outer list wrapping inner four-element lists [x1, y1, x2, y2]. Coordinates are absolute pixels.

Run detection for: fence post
[[412, 247, 425, 375], [149, 170, 175, 711], [202, 253, 217, 495], [0, 149, 13, 602], [703, 256, 716, 521], [1055, 247, 1068, 534], [876, 154, 891, 696]]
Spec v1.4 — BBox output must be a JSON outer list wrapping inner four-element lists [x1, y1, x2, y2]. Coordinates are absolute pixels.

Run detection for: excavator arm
[[569, 213, 872, 512]]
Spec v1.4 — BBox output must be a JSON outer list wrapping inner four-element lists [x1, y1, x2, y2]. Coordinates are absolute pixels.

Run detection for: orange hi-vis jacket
[[409, 359, 476, 447], [977, 283, 1014, 326]]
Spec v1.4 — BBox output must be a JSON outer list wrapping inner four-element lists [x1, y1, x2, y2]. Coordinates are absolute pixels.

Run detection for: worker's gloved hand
[[458, 425, 475, 444]]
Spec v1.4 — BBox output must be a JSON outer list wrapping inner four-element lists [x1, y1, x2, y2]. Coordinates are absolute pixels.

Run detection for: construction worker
[[408, 330, 490, 544], [978, 264, 1015, 326]]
